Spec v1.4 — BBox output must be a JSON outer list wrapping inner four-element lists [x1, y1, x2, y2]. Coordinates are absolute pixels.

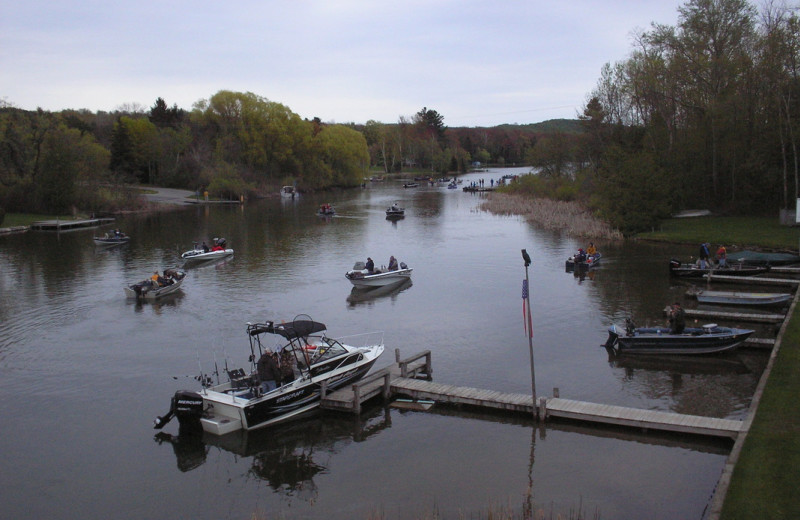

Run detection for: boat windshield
[[308, 338, 348, 365]]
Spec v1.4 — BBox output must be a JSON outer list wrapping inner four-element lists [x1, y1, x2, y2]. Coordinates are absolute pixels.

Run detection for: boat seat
[[227, 368, 250, 389]]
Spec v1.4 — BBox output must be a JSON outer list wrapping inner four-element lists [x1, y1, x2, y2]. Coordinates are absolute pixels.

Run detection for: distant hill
[[495, 119, 582, 134]]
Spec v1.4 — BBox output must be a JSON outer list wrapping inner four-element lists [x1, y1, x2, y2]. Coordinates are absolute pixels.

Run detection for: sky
[[1, 1, 685, 127]]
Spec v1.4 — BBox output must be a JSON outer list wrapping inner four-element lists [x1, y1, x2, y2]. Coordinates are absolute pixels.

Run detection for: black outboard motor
[[154, 390, 204, 431], [604, 326, 619, 348], [669, 258, 681, 272]]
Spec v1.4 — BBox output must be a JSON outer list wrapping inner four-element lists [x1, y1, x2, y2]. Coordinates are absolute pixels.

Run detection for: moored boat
[[280, 185, 299, 198], [728, 250, 800, 266], [604, 318, 754, 355], [153, 316, 385, 435], [668, 259, 770, 278], [124, 268, 185, 300], [686, 287, 792, 306]]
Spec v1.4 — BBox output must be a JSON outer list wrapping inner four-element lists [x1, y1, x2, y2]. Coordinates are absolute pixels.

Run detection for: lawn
[[637, 216, 800, 251]]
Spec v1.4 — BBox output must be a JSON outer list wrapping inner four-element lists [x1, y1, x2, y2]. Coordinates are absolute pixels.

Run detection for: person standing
[[257, 351, 281, 394], [365, 257, 375, 273], [699, 243, 711, 269], [716, 245, 727, 268], [668, 302, 686, 334]]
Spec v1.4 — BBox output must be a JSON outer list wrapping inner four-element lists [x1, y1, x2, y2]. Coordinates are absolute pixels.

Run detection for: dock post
[[382, 372, 391, 400], [538, 397, 547, 420], [352, 383, 362, 414], [320, 380, 328, 399]]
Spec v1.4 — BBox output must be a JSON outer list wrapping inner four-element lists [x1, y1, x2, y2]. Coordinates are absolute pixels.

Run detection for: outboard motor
[[669, 258, 681, 272], [154, 390, 204, 431], [604, 325, 619, 348]]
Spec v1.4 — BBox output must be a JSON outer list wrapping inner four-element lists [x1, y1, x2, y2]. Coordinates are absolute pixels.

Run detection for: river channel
[[0, 167, 771, 519]]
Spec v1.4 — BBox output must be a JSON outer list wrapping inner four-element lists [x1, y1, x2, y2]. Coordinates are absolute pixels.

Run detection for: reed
[[481, 194, 623, 241]]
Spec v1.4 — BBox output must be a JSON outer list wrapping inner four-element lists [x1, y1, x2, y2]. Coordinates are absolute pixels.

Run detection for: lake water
[[0, 168, 770, 519]]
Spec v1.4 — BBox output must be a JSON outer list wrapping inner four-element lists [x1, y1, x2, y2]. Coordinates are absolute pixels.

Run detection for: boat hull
[[93, 237, 130, 247], [691, 289, 792, 306], [181, 248, 234, 264], [345, 268, 413, 288], [183, 347, 382, 433], [606, 324, 754, 355], [668, 259, 769, 278], [124, 271, 185, 300]]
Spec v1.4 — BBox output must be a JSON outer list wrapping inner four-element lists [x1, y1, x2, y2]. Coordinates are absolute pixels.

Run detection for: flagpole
[[521, 249, 537, 419]]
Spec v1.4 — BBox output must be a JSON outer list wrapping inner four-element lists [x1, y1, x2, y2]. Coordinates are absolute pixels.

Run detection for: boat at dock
[[686, 287, 792, 306], [153, 316, 385, 435], [668, 259, 770, 278], [604, 318, 754, 355]]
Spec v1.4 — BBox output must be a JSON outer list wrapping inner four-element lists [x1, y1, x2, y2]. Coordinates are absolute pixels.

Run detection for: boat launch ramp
[[320, 349, 743, 440]]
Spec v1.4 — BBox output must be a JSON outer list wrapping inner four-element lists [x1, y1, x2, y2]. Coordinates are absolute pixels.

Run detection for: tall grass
[[481, 193, 623, 240]]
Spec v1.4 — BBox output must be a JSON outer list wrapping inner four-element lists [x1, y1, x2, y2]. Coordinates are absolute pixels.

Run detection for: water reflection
[[155, 407, 392, 499], [346, 279, 413, 308]]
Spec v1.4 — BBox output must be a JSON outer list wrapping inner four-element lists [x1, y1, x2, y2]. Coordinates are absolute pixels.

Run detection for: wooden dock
[[321, 350, 744, 439]]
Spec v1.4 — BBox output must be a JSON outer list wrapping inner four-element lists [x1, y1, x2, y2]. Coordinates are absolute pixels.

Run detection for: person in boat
[[365, 257, 375, 274], [257, 350, 282, 394], [575, 248, 587, 263], [388, 255, 398, 271], [586, 242, 597, 256], [151, 271, 167, 287], [201, 241, 209, 253], [716, 244, 727, 268], [211, 238, 225, 252], [668, 302, 686, 334]]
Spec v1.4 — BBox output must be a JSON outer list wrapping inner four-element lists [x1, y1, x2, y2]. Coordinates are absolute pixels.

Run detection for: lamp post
[[521, 249, 537, 419]]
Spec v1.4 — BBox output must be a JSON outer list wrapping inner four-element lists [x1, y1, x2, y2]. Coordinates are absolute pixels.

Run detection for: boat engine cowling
[[669, 258, 681, 271], [172, 390, 204, 430], [604, 325, 619, 348]]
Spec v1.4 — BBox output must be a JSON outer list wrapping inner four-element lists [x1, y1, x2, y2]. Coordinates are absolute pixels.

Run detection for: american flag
[[522, 279, 532, 338]]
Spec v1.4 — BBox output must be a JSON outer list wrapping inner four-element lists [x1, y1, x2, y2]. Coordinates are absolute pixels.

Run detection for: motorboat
[[565, 250, 601, 271], [668, 259, 770, 278], [345, 260, 412, 288], [385, 203, 405, 218], [153, 316, 385, 435], [280, 185, 298, 198], [604, 318, 754, 355], [686, 287, 792, 306], [93, 230, 130, 247], [403, 182, 419, 188], [729, 250, 800, 266], [317, 204, 335, 216], [124, 268, 185, 300], [181, 238, 233, 265]]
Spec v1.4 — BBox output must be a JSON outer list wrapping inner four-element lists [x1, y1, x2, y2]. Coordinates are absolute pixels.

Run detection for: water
[[0, 168, 769, 519]]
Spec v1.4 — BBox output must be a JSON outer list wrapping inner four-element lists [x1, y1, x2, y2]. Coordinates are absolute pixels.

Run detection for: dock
[[30, 217, 114, 231], [320, 350, 743, 439]]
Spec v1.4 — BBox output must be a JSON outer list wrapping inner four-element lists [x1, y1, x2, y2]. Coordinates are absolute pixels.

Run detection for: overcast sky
[[1, 1, 685, 127]]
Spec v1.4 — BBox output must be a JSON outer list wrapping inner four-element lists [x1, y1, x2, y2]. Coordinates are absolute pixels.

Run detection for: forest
[[2, 0, 800, 235]]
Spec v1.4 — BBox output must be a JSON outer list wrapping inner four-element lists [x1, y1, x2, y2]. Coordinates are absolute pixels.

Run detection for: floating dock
[[703, 273, 800, 286], [321, 350, 743, 439]]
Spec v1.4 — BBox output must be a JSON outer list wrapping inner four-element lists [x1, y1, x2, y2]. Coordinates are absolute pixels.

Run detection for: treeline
[[0, 90, 563, 218], [508, 0, 800, 234]]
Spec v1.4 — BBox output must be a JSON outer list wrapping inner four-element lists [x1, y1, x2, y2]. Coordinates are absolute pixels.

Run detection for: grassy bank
[[636, 216, 800, 251], [633, 217, 800, 519]]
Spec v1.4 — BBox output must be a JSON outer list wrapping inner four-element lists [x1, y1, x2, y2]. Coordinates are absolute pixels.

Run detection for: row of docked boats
[[602, 249, 798, 356]]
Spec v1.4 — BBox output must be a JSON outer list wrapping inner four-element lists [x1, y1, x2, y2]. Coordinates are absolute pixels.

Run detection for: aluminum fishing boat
[[604, 319, 754, 355]]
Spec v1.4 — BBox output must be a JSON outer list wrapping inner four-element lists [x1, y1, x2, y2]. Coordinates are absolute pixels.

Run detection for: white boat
[[181, 239, 233, 265], [280, 185, 298, 198], [686, 287, 792, 306], [124, 268, 185, 300], [345, 260, 412, 288], [153, 316, 385, 435]]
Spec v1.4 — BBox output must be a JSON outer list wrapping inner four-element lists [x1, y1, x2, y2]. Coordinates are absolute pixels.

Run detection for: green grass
[[637, 217, 800, 251], [634, 216, 800, 519], [720, 304, 800, 519]]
